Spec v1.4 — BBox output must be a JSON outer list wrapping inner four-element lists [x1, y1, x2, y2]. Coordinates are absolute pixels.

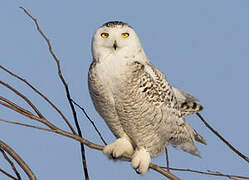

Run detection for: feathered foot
[[103, 137, 134, 158]]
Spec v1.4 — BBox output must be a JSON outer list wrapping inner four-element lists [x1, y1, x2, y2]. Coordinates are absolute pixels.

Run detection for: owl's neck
[[92, 46, 149, 65]]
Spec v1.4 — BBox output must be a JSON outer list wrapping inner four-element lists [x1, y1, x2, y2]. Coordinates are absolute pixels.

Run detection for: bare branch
[[162, 167, 249, 180], [0, 64, 76, 134], [150, 164, 180, 180], [0, 118, 51, 132], [72, 100, 107, 145], [0, 149, 21, 180], [165, 147, 170, 172], [0, 96, 57, 130], [207, 170, 238, 180], [0, 96, 34, 117], [0, 118, 103, 150], [0, 168, 18, 180], [20, 7, 89, 180], [0, 80, 44, 119], [19, 6, 90, 179], [196, 113, 249, 163], [0, 140, 37, 180]]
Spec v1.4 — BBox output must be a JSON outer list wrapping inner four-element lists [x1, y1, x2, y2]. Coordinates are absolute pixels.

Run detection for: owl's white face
[[92, 21, 147, 62]]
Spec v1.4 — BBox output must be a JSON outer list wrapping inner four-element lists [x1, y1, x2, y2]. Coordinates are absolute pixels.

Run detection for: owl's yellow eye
[[121, 33, 129, 38], [101, 33, 109, 38]]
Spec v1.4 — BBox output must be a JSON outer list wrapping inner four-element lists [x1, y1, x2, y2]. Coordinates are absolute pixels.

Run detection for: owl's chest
[[91, 58, 131, 91]]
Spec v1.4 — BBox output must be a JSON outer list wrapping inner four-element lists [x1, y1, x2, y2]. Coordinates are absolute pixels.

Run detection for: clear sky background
[[1, 0, 249, 180]]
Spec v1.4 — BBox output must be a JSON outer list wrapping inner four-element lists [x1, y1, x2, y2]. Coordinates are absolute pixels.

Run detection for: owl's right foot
[[103, 137, 134, 158], [131, 147, 151, 174]]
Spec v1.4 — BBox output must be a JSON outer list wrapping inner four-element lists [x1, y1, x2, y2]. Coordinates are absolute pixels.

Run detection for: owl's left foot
[[131, 147, 151, 174], [103, 137, 134, 158]]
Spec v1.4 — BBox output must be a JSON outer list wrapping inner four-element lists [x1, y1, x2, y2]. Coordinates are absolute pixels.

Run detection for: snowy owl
[[88, 21, 206, 174]]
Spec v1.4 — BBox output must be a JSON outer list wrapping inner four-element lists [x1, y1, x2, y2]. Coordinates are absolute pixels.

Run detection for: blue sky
[[1, 0, 249, 179]]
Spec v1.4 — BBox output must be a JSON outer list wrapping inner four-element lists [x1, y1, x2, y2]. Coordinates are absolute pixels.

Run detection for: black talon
[[135, 168, 141, 174], [110, 153, 118, 160]]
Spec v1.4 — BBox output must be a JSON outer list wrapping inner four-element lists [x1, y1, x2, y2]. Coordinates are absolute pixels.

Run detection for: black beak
[[113, 40, 117, 50]]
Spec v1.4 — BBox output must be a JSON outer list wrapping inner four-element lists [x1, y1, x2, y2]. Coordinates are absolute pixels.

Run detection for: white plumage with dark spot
[[88, 21, 206, 174]]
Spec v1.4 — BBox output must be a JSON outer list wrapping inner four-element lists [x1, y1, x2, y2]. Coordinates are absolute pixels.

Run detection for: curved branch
[[0, 140, 37, 180], [0, 149, 21, 179], [0, 96, 34, 117], [150, 164, 180, 180], [72, 100, 107, 145], [19, 6, 90, 180], [0, 118, 51, 132], [165, 147, 170, 172], [0, 80, 44, 119], [0, 168, 18, 180], [196, 113, 249, 163], [0, 64, 76, 134], [0, 96, 57, 130], [162, 167, 249, 180]]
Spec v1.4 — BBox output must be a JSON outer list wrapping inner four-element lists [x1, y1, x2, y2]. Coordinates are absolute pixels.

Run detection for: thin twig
[[0, 96, 35, 117], [165, 147, 170, 172], [0, 140, 37, 180], [0, 149, 21, 179], [72, 100, 107, 145], [207, 170, 238, 180], [0, 96, 57, 130], [0, 64, 76, 134], [150, 164, 180, 180], [0, 80, 44, 119], [0, 118, 51, 132], [0, 168, 18, 180], [196, 113, 249, 163], [20, 7, 89, 179], [0, 118, 103, 150], [161, 167, 249, 180]]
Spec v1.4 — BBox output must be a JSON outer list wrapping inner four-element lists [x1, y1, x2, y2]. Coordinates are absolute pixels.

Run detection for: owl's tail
[[170, 120, 206, 157]]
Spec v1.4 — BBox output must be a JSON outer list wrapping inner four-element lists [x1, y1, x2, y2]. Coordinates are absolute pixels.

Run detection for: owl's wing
[[144, 62, 203, 116], [172, 87, 203, 116], [172, 87, 199, 103], [140, 62, 178, 109], [144, 63, 206, 145]]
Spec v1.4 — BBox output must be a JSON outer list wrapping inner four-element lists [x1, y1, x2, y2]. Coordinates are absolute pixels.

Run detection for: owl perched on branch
[[88, 21, 205, 174]]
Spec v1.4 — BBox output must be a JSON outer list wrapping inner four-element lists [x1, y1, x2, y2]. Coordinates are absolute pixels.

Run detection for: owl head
[[92, 21, 147, 62]]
